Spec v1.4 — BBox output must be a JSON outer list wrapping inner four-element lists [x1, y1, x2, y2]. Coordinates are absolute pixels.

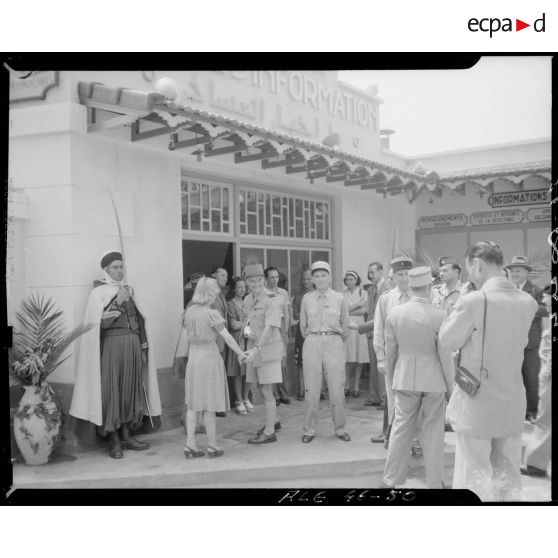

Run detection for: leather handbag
[[455, 291, 487, 397], [171, 317, 190, 381]]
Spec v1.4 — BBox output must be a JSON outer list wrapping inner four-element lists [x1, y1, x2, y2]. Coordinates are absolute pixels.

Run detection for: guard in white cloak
[[70, 251, 162, 459]]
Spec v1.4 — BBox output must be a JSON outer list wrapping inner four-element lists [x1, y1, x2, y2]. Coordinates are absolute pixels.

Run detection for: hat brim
[[504, 264, 533, 272]]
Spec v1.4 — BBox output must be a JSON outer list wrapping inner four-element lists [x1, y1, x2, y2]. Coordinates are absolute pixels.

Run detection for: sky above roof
[[338, 56, 551, 157]]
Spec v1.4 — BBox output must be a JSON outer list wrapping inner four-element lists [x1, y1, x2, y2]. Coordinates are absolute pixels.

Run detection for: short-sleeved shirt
[[242, 288, 283, 350], [184, 305, 226, 345], [299, 288, 350, 338], [268, 286, 291, 337], [432, 281, 462, 315]]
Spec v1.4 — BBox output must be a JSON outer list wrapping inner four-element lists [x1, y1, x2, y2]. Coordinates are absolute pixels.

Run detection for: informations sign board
[[470, 210, 524, 226], [488, 189, 549, 208]]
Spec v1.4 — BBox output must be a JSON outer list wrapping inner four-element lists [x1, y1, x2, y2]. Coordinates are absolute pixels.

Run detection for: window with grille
[[181, 174, 232, 234], [238, 188, 331, 241]]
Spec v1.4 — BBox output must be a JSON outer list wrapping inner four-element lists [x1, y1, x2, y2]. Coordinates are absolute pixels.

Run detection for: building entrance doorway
[[182, 240, 234, 304]]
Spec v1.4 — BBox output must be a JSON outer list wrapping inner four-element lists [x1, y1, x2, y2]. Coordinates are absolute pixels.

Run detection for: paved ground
[[11, 397, 551, 501]]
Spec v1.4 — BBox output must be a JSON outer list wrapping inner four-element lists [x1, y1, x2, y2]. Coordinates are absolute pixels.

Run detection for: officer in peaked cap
[[371, 256, 421, 455], [381, 266, 454, 488]]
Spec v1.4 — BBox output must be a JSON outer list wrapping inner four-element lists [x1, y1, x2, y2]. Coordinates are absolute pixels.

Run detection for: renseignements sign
[[418, 214, 468, 229], [488, 189, 549, 208]]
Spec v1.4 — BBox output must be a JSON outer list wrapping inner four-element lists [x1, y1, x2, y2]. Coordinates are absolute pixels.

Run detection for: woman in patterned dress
[[342, 271, 369, 397], [225, 277, 253, 414], [183, 277, 249, 458]]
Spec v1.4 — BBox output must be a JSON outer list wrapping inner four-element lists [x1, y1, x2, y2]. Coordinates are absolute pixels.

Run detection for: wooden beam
[[235, 149, 276, 164], [345, 176, 372, 186], [173, 135, 212, 149], [325, 173, 347, 183], [452, 183, 466, 196], [88, 113, 141, 133], [306, 168, 328, 180], [204, 143, 244, 157], [361, 181, 387, 191], [408, 188, 423, 204], [285, 164, 308, 174], [132, 121, 175, 142], [262, 155, 302, 169]]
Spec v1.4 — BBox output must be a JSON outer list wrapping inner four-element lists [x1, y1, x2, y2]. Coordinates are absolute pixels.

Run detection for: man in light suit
[[521, 283, 551, 478], [381, 267, 454, 488], [439, 241, 537, 501], [359, 262, 391, 407], [504, 256, 548, 423]]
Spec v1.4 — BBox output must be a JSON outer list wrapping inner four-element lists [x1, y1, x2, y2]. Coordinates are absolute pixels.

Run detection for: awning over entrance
[[77, 82, 552, 202], [438, 159, 552, 195]]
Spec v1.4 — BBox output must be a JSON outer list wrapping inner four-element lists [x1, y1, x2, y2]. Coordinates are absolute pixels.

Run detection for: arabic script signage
[[470, 210, 524, 226], [418, 214, 467, 229], [488, 189, 549, 208]]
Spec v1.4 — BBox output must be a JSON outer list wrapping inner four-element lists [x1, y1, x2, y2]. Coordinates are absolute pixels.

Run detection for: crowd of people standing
[[69, 241, 552, 500]]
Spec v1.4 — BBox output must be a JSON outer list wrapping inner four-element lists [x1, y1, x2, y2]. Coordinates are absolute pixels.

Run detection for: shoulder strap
[[456, 291, 488, 380], [479, 291, 488, 378]]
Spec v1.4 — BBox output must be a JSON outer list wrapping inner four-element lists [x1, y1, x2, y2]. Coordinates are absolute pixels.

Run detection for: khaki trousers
[[303, 335, 346, 436], [453, 433, 522, 501], [383, 391, 446, 488]]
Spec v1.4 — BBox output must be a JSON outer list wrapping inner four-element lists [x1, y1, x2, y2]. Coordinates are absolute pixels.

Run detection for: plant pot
[[13, 384, 62, 465]]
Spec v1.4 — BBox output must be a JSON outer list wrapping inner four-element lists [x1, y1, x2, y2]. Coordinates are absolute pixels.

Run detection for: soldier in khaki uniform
[[243, 264, 284, 444], [299, 261, 351, 443], [381, 267, 454, 488], [432, 257, 463, 316]]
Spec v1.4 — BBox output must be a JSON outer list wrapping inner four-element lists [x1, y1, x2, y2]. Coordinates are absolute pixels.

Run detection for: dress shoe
[[296, 393, 305, 401], [108, 431, 123, 459], [120, 424, 149, 451], [336, 432, 351, 442], [257, 421, 281, 434], [520, 465, 547, 478], [444, 423, 454, 432], [184, 446, 205, 459], [216, 412, 227, 417], [371, 434, 386, 444], [301, 434, 315, 443], [275, 399, 280, 406], [525, 415, 537, 425], [207, 446, 225, 458], [363, 400, 376, 406], [248, 431, 277, 444], [279, 397, 291, 405]]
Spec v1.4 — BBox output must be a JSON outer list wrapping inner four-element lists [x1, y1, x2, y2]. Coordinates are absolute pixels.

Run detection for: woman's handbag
[[171, 316, 190, 381], [455, 291, 487, 397]]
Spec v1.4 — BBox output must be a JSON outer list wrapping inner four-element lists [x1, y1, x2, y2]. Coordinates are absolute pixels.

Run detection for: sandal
[[243, 399, 255, 413], [207, 446, 225, 458], [235, 401, 247, 415], [184, 446, 205, 459]]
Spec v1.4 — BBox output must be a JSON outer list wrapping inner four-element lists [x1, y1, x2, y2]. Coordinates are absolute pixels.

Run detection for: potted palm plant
[[9, 294, 93, 465]]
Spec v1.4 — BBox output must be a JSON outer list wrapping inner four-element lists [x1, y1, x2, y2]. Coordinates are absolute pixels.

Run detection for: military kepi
[[311, 260, 331, 274], [244, 264, 265, 278], [390, 256, 413, 272], [408, 266, 433, 288]]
